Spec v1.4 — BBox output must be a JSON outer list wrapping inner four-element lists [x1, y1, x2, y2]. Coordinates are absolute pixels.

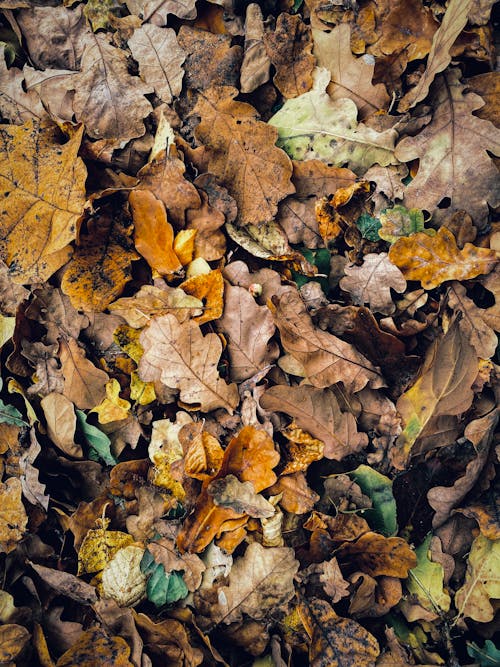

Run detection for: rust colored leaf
[[263, 13, 314, 99], [129, 189, 182, 277], [388, 226, 497, 290], [314, 24, 390, 119], [0, 121, 86, 283], [179, 269, 224, 324], [139, 314, 239, 413], [182, 425, 224, 482], [215, 283, 278, 382], [395, 68, 500, 228], [299, 598, 379, 667], [61, 212, 138, 312], [337, 532, 417, 578], [268, 471, 319, 514], [0, 478, 28, 553], [192, 85, 294, 226], [59, 338, 109, 410], [128, 24, 185, 104], [340, 253, 406, 315], [272, 289, 384, 393], [56, 627, 133, 667]]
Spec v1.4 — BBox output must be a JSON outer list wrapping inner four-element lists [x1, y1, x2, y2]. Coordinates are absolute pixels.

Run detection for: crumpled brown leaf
[[192, 85, 294, 226], [340, 253, 406, 315]]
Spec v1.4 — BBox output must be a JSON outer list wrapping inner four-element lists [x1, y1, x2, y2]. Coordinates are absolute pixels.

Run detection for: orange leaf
[[388, 226, 497, 289], [129, 190, 182, 277], [220, 425, 280, 492], [336, 532, 417, 578], [180, 269, 224, 324]]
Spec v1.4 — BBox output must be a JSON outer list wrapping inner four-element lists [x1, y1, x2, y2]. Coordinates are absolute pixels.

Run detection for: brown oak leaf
[[340, 253, 406, 315], [59, 338, 109, 410]]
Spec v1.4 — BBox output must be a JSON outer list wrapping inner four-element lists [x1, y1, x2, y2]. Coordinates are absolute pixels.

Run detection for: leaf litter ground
[[0, 0, 499, 666]]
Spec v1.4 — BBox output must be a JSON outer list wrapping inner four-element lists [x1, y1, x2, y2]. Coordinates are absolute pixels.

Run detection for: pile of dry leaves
[[0, 0, 499, 665]]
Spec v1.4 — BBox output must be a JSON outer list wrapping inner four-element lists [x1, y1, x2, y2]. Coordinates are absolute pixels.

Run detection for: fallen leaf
[[272, 288, 384, 393], [208, 542, 299, 625], [263, 13, 314, 99], [192, 85, 294, 226], [0, 46, 47, 124], [447, 282, 498, 358], [0, 121, 86, 283], [208, 474, 275, 518], [101, 545, 147, 607], [392, 320, 478, 468], [280, 423, 324, 474], [91, 379, 131, 425], [398, 0, 473, 111], [30, 562, 97, 605], [128, 24, 185, 104], [78, 517, 134, 576], [455, 534, 500, 622], [125, 0, 197, 24], [55, 627, 134, 667], [268, 67, 398, 174], [378, 205, 429, 244], [239, 3, 271, 94], [139, 314, 239, 413], [268, 471, 319, 514], [299, 598, 380, 667], [395, 68, 500, 228], [182, 426, 224, 482], [0, 624, 30, 665], [336, 532, 417, 578], [133, 613, 204, 666], [313, 24, 389, 119], [0, 478, 28, 553], [388, 226, 497, 290], [406, 533, 451, 615], [215, 283, 278, 382], [179, 269, 224, 324], [59, 338, 109, 410], [340, 253, 406, 315]]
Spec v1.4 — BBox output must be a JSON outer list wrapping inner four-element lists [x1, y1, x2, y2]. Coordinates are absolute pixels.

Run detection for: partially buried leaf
[[192, 85, 294, 226], [313, 24, 389, 119], [388, 226, 497, 290], [268, 68, 397, 174], [70, 32, 153, 142], [139, 314, 239, 413], [76, 410, 117, 466], [240, 3, 271, 94], [392, 320, 478, 468], [263, 13, 314, 99], [395, 68, 500, 228], [128, 189, 182, 278], [91, 379, 131, 425], [61, 211, 138, 312], [55, 627, 133, 667], [447, 282, 498, 359], [30, 562, 97, 605], [179, 269, 224, 324], [378, 205, 429, 244], [0, 121, 86, 283], [208, 542, 299, 625], [406, 533, 451, 615], [78, 517, 133, 576], [215, 282, 278, 382], [0, 624, 30, 665], [0, 478, 28, 553], [101, 545, 147, 607], [455, 534, 500, 622], [299, 598, 379, 667], [340, 253, 406, 315], [336, 532, 417, 578], [467, 639, 500, 666], [208, 474, 275, 518], [349, 465, 397, 537], [59, 338, 109, 410], [0, 46, 47, 124], [272, 289, 384, 393], [128, 24, 185, 104], [125, 0, 197, 23]]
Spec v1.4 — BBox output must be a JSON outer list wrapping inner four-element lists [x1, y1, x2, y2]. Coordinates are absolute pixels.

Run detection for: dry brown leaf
[[215, 283, 278, 382], [299, 598, 380, 667], [447, 282, 498, 358], [182, 425, 224, 482], [0, 478, 28, 553], [261, 385, 368, 460], [263, 13, 314, 99], [0, 261, 29, 316], [61, 212, 138, 312], [186, 183, 226, 262], [25, 286, 88, 346], [268, 471, 319, 514], [337, 532, 417, 578], [0, 121, 86, 284], [70, 32, 153, 142], [129, 189, 182, 278], [398, 0, 473, 112], [133, 613, 204, 666], [395, 68, 500, 228], [208, 542, 299, 625], [139, 314, 239, 413], [0, 47, 47, 124], [388, 226, 497, 289], [392, 320, 478, 468], [128, 24, 185, 104], [340, 253, 406, 315], [208, 474, 275, 518], [59, 338, 109, 410], [40, 393, 82, 458], [272, 289, 384, 393], [313, 24, 389, 119], [136, 145, 201, 229], [30, 562, 97, 605], [240, 3, 271, 94], [192, 85, 294, 226], [125, 0, 197, 24]]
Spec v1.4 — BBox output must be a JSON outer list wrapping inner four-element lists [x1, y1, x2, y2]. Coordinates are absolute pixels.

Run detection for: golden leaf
[[78, 516, 134, 576], [388, 226, 497, 289], [336, 532, 417, 578], [179, 269, 224, 324], [280, 422, 324, 474], [0, 478, 28, 554], [0, 121, 86, 283], [55, 627, 134, 667], [91, 379, 131, 425]]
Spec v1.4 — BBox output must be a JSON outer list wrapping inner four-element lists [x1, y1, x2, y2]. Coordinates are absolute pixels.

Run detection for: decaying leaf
[[59, 338, 109, 410], [336, 531, 417, 578], [55, 627, 134, 667], [0, 121, 86, 283], [455, 534, 500, 623], [340, 253, 406, 315], [139, 314, 239, 413], [0, 478, 28, 553]]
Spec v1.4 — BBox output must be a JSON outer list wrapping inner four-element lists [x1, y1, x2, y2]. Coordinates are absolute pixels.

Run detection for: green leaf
[[291, 247, 331, 291], [349, 464, 397, 536], [407, 533, 451, 613], [0, 377, 26, 427], [76, 410, 117, 466], [141, 549, 188, 607], [467, 640, 500, 666], [268, 68, 397, 174], [378, 205, 434, 244], [356, 213, 381, 242]]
